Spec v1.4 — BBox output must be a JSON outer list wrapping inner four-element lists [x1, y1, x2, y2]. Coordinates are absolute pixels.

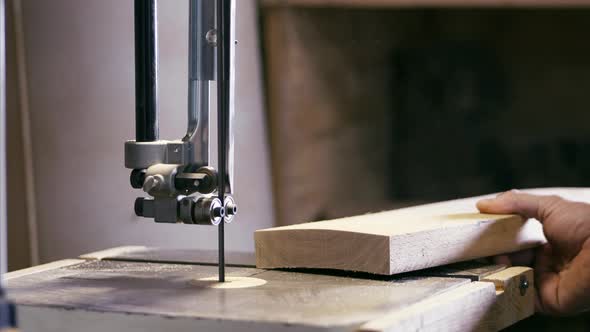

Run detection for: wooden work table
[[5, 246, 533, 332], [8, 189, 590, 331], [7, 189, 590, 330]]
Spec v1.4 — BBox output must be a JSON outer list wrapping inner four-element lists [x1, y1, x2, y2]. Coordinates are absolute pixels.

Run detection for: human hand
[[477, 190, 590, 316]]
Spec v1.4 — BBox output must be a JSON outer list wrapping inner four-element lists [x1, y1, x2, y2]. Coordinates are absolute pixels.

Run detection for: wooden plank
[[261, 0, 590, 7], [480, 267, 535, 331], [255, 198, 546, 275], [360, 282, 496, 332], [6, 260, 469, 331], [359, 267, 534, 331]]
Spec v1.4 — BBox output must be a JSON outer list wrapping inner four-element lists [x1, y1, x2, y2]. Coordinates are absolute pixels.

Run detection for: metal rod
[[185, 80, 208, 144], [186, 80, 209, 164], [188, 0, 216, 82], [0, 0, 17, 328], [185, 0, 216, 167], [216, 0, 232, 283], [134, 0, 158, 142], [185, 0, 202, 144]]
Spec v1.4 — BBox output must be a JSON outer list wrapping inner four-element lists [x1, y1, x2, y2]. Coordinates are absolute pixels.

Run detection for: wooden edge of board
[[79, 246, 148, 261], [3, 259, 85, 281], [255, 214, 544, 275], [480, 266, 535, 331], [259, 0, 590, 8], [358, 266, 534, 332], [255, 229, 392, 275]]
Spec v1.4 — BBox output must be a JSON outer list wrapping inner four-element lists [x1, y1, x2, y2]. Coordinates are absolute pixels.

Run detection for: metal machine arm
[[125, 0, 237, 228]]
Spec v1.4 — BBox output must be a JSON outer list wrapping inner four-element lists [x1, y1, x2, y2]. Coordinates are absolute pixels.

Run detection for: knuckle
[[546, 194, 563, 203], [542, 195, 564, 213], [501, 189, 519, 200], [505, 189, 520, 196], [530, 194, 561, 215]]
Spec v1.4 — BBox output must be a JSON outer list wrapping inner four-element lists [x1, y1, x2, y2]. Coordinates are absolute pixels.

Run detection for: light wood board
[[255, 198, 546, 275], [261, 0, 590, 7], [360, 267, 534, 332]]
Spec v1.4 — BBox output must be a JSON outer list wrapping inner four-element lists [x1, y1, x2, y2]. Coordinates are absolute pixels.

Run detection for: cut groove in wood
[[255, 200, 546, 275]]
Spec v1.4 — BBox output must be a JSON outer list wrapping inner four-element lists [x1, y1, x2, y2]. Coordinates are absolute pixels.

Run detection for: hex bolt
[[143, 174, 164, 193], [206, 29, 217, 46]]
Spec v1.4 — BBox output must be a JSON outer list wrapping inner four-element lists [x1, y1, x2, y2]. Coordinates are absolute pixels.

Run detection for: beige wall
[[7, 0, 273, 265]]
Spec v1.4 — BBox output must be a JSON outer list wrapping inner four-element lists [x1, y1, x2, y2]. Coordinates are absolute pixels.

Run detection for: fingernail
[[476, 199, 492, 211]]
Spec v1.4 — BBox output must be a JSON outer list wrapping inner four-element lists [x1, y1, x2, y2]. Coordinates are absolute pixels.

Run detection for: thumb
[[476, 190, 560, 222]]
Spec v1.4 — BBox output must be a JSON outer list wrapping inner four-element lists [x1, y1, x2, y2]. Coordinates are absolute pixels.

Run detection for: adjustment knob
[[143, 174, 164, 193], [192, 196, 224, 226], [223, 196, 238, 224]]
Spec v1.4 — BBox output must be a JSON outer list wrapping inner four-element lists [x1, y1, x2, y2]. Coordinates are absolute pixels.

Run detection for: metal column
[[134, 0, 159, 142], [0, 0, 18, 328]]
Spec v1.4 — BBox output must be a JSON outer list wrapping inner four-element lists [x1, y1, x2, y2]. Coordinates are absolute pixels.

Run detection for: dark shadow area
[[391, 10, 590, 201]]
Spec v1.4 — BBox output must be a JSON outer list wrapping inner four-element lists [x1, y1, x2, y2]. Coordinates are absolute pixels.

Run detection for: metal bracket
[[124, 140, 193, 169]]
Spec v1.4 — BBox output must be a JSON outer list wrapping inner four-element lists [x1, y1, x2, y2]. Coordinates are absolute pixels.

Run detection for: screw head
[[519, 276, 529, 296], [206, 29, 217, 46]]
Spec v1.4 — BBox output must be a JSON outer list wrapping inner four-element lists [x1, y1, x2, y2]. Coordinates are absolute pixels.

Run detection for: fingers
[[476, 190, 561, 222], [536, 271, 562, 315], [492, 255, 512, 266], [551, 247, 590, 315], [532, 244, 586, 316], [533, 244, 561, 315], [509, 249, 535, 266], [491, 249, 535, 267]]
